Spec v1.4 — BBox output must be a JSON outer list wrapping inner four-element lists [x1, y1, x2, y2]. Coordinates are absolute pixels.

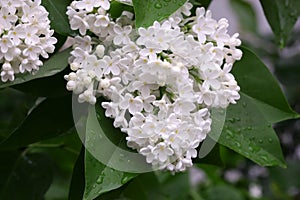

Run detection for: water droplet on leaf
[[235, 141, 241, 147], [154, 3, 162, 9], [226, 129, 234, 137], [121, 176, 130, 184], [228, 118, 235, 123], [268, 138, 273, 143], [96, 172, 105, 184]]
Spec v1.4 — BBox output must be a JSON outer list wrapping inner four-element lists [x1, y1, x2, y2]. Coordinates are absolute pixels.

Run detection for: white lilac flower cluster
[[65, 0, 242, 172], [0, 0, 57, 82]]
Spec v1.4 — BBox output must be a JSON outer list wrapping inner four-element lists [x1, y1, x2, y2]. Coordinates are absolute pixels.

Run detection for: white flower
[[0, 0, 57, 82], [152, 142, 174, 162], [119, 93, 143, 114], [113, 25, 132, 45]]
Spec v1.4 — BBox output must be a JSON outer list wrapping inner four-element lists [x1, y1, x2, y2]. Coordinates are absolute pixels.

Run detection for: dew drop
[[258, 139, 263, 144], [268, 138, 273, 143], [261, 155, 268, 161], [237, 128, 241, 133], [235, 141, 241, 147], [226, 129, 234, 137], [248, 143, 260, 153], [154, 3, 162, 9], [242, 102, 247, 108], [247, 126, 252, 130], [228, 118, 235, 123], [96, 172, 105, 184], [121, 176, 130, 184]]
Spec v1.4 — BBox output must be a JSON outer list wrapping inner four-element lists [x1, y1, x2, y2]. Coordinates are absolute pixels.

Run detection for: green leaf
[[197, 107, 226, 165], [83, 105, 138, 200], [0, 48, 72, 89], [0, 88, 36, 141], [119, 173, 166, 200], [29, 133, 82, 200], [84, 150, 137, 200], [219, 94, 286, 167], [82, 101, 152, 172], [233, 47, 299, 123], [110, 1, 134, 19], [230, 0, 257, 34], [157, 172, 190, 200], [195, 143, 223, 167], [0, 152, 53, 200], [259, 0, 300, 47], [216, 47, 299, 167], [12, 68, 71, 97], [69, 147, 85, 200], [42, 0, 75, 36], [0, 95, 74, 151], [133, 0, 187, 28], [97, 171, 190, 200]]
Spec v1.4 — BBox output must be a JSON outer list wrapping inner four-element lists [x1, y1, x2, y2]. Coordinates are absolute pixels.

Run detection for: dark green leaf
[[133, 0, 187, 28], [84, 150, 137, 200], [197, 107, 226, 166], [259, 0, 300, 47], [12, 68, 71, 97], [219, 93, 286, 167], [83, 105, 139, 200], [42, 0, 75, 36], [0, 152, 53, 200], [0, 95, 74, 151], [158, 172, 190, 200], [53, 32, 69, 53], [195, 142, 223, 167], [28, 133, 81, 200], [83, 101, 151, 172], [230, 0, 257, 34], [69, 147, 85, 200], [0, 48, 72, 89], [98, 170, 190, 200], [116, 173, 166, 200], [0, 88, 36, 141], [232, 47, 299, 123], [215, 47, 299, 167], [110, 1, 134, 19]]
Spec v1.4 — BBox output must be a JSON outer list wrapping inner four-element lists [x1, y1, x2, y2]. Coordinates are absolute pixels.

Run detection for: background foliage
[[0, 0, 300, 199]]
